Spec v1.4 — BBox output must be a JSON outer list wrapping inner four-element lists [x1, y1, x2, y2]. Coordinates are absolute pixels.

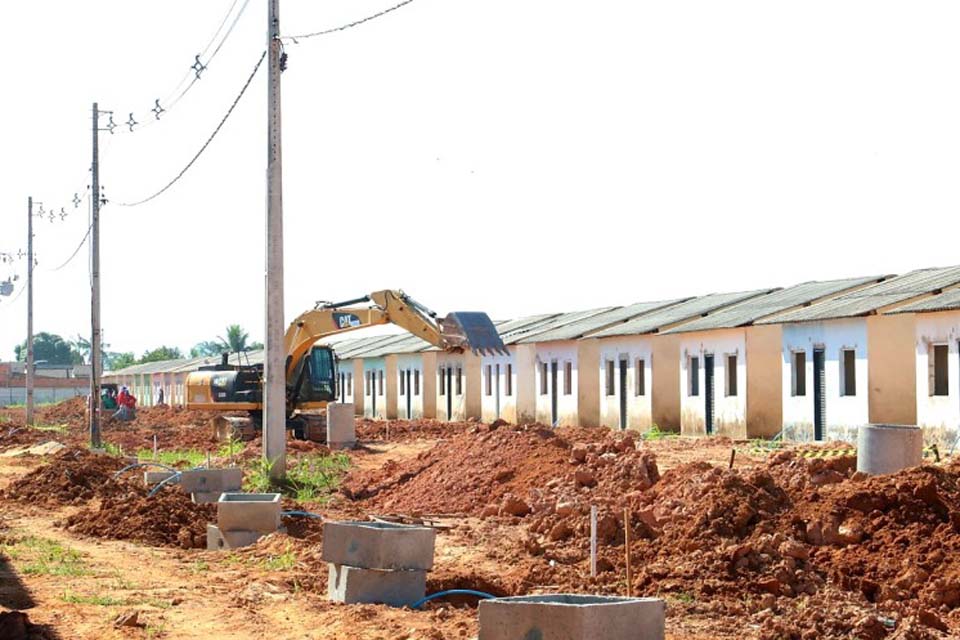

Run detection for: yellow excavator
[[185, 290, 505, 437]]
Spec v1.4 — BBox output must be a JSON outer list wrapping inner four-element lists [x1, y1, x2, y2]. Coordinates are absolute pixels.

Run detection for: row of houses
[[105, 265, 960, 445]]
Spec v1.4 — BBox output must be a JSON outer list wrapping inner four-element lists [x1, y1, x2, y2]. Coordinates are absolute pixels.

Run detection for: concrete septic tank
[[143, 470, 176, 486], [478, 594, 666, 640], [206, 525, 266, 551], [857, 424, 924, 475], [179, 468, 243, 494], [217, 493, 282, 534], [327, 564, 426, 607], [322, 521, 436, 571], [327, 403, 356, 449]]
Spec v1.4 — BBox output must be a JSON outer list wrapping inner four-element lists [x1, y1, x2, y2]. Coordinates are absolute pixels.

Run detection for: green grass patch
[[28, 423, 69, 434], [641, 425, 679, 441], [217, 437, 244, 460], [137, 448, 208, 468], [1, 536, 90, 577], [245, 453, 350, 502], [61, 591, 129, 606], [262, 547, 297, 572]]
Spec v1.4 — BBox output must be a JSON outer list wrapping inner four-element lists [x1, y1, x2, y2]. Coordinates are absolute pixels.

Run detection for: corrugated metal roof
[[669, 275, 887, 333], [334, 335, 401, 359], [517, 300, 685, 343], [349, 334, 433, 359], [589, 290, 773, 338], [511, 307, 617, 344], [760, 267, 960, 324], [886, 287, 960, 314]]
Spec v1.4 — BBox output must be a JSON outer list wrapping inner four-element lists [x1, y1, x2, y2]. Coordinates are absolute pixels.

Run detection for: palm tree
[[71, 334, 110, 364], [218, 325, 250, 354]]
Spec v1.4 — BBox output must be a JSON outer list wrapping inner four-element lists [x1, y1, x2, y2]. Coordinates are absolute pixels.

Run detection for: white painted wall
[[533, 340, 579, 426], [362, 358, 387, 419], [480, 348, 518, 423], [780, 319, 868, 442], [337, 359, 356, 405], [914, 311, 960, 446], [435, 352, 468, 421], [678, 329, 747, 437], [597, 335, 654, 431], [396, 353, 425, 420]]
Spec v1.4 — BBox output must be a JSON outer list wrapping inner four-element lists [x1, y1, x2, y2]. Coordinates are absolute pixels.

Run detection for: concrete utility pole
[[90, 103, 102, 448], [264, 0, 286, 479], [26, 197, 34, 426]]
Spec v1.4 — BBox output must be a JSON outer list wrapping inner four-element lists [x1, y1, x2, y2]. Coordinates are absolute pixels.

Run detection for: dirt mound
[[341, 423, 594, 515], [1, 448, 130, 506], [64, 487, 214, 549], [34, 396, 87, 425]]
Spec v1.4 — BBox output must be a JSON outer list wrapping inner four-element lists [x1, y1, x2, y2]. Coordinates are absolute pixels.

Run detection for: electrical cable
[[46, 223, 92, 272], [114, 0, 252, 134], [115, 50, 267, 208], [282, 0, 416, 41]]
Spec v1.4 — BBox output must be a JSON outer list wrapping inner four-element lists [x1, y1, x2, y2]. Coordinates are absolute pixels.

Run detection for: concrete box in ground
[[179, 468, 243, 494], [143, 470, 176, 486], [327, 403, 356, 449], [322, 521, 435, 570], [327, 563, 426, 607], [217, 493, 281, 534], [857, 424, 923, 475], [206, 524, 265, 551], [478, 594, 666, 640], [192, 491, 223, 504]]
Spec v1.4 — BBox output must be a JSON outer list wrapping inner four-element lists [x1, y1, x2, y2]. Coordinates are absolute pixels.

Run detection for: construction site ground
[[0, 398, 957, 639]]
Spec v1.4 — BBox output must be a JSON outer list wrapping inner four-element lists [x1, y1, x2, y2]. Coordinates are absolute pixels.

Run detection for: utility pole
[[25, 197, 34, 426], [90, 103, 102, 449], [263, 0, 286, 479]]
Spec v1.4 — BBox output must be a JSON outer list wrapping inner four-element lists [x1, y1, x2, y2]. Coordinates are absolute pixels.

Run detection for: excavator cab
[[288, 344, 338, 406]]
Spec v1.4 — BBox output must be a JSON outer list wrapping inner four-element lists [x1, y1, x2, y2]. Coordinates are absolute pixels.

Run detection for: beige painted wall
[[351, 360, 364, 416], [385, 355, 399, 420], [867, 314, 917, 425], [745, 324, 783, 438], [515, 344, 538, 424], [464, 352, 482, 419], [578, 339, 601, 427], [421, 352, 437, 419], [651, 334, 681, 431]]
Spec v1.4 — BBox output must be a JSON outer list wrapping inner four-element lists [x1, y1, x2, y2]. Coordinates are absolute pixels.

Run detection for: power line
[[109, 0, 253, 135], [46, 223, 93, 272], [282, 0, 416, 41], [115, 50, 267, 208]]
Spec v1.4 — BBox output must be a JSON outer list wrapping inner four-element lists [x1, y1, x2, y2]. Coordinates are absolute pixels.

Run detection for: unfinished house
[[333, 335, 402, 417], [759, 266, 960, 442], [516, 301, 685, 427], [887, 290, 960, 446], [434, 349, 479, 421], [586, 290, 772, 432], [356, 334, 434, 420], [479, 314, 561, 424], [666, 276, 887, 439]]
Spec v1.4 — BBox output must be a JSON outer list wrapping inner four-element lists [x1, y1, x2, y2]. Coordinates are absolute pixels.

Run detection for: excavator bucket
[[439, 312, 508, 356]]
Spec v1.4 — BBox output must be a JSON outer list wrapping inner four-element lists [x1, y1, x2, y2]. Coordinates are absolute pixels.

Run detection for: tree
[[13, 332, 79, 366], [190, 341, 225, 358], [105, 352, 137, 371], [247, 341, 264, 351], [71, 334, 111, 365], [139, 346, 183, 364], [218, 324, 250, 354]]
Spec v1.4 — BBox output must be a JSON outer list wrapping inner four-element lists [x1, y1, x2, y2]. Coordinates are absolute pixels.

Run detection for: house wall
[[679, 329, 747, 438], [596, 335, 654, 432], [867, 314, 917, 426], [651, 334, 681, 431], [435, 352, 480, 421], [480, 348, 519, 423], [421, 352, 437, 419], [913, 311, 960, 447], [396, 353, 426, 420], [780, 319, 868, 442], [351, 360, 364, 416], [515, 344, 538, 423], [385, 355, 399, 420], [746, 324, 783, 438], [362, 358, 387, 419], [336, 360, 357, 406], [533, 341, 580, 426], [578, 339, 600, 427]]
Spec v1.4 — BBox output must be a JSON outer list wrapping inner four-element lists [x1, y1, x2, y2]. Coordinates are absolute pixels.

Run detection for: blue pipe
[[411, 589, 496, 610], [282, 511, 324, 519]]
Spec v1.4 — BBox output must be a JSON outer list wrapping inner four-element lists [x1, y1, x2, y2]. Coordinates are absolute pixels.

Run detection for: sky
[[2, 0, 960, 360]]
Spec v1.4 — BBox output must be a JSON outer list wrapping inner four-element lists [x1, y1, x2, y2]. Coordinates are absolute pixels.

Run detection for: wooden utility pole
[[264, 0, 286, 479], [90, 103, 102, 448], [26, 197, 34, 426]]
